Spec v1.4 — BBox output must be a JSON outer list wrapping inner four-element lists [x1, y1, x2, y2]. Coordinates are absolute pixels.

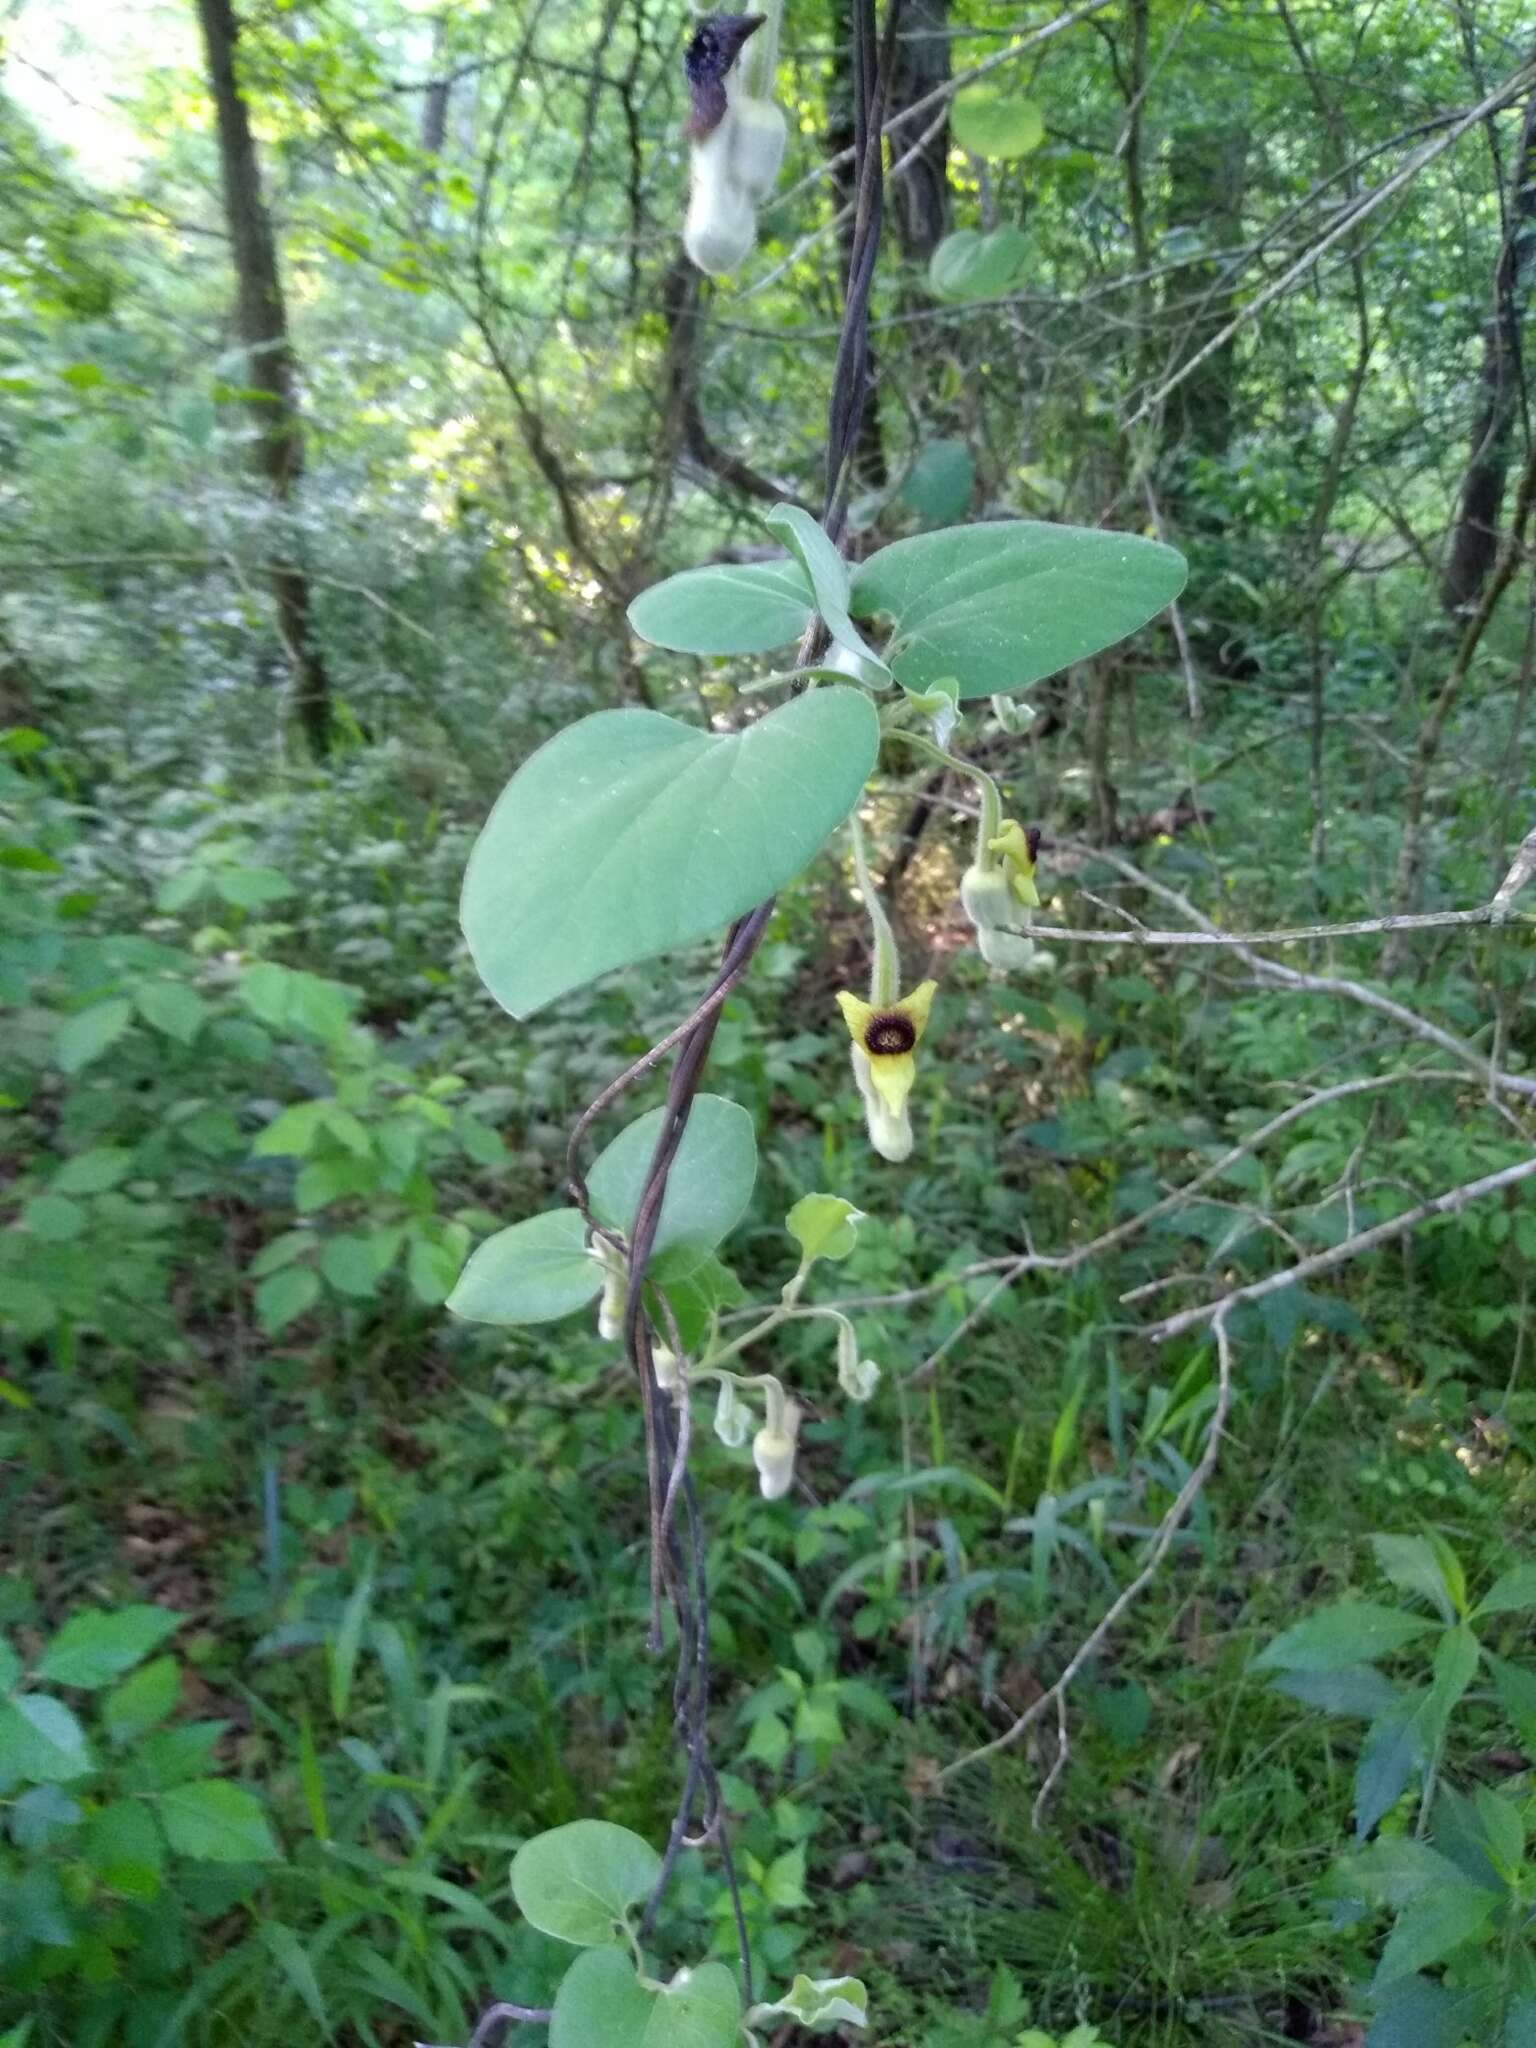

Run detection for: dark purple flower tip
[[1025, 825, 1043, 864], [683, 13, 766, 139]]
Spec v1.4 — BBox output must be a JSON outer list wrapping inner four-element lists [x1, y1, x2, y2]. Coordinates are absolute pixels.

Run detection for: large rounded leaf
[[927, 227, 1031, 304], [627, 559, 813, 655], [512, 1821, 661, 1947], [446, 1209, 601, 1327], [462, 689, 880, 1017], [850, 521, 1187, 698], [589, 1095, 756, 1269], [551, 1947, 741, 2048], [952, 87, 1044, 159]]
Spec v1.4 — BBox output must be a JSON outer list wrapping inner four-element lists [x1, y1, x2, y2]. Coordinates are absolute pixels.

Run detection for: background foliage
[[1, 1, 1534, 2044]]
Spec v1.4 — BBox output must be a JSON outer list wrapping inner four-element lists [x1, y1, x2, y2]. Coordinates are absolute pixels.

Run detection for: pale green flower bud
[[714, 1377, 751, 1448], [836, 1320, 880, 1402], [752, 1398, 802, 1500], [588, 1237, 628, 1342], [651, 1346, 681, 1391]]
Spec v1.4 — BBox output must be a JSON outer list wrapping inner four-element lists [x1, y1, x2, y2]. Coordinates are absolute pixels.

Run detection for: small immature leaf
[[256, 1265, 322, 1335], [446, 1209, 602, 1328], [550, 1948, 740, 2048], [627, 558, 814, 655], [0, 1695, 95, 1782], [1473, 1784, 1525, 1879], [1355, 1690, 1429, 1841], [651, 1251, 745, 1352], [214, 865, 293, 909], [1488, 1653, 1536, 1748], [103, 1656, 182, 1746], [747, 1974, 869, 2031], [37, 1606, 181, 1689], [461, 690, 879, 1017], [1365, 1973, 1479, 2048], [135, 980, 209, 1045], [406, 1226, 469, 1306], [55, 998, 133, 1074], [320, 1229, 401, 1299], [1253, 1600, 1435, 1674], [1371, 1533, 1461, 1622], [83, 1798, 165, 1896], [511, 1819, 662, 1947], [762, 505, 888, 677], [1268, 1664, 1401, 1720], [589, 1096, 757, 1268], [952, 85, 1044, 158], [51, 1147, 133, 1195], [786, 1193, 865, 1264], [849, 521, 1187, 699], [1373, 1882, 1497, 1989], [157, 1778, 281, 1862], [1474, 1560, 1536, 1617], [1425, 1624, 1479, 1732]]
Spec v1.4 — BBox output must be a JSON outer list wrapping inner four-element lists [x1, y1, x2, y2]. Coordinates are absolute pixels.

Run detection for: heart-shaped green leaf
[[786, 1194, 864, 1264], [627, 559, 813, 655], [512, 1821, 661, 1948], [952, 87, 1044, 158], [550, 1947, 741, 2048], [850, 521, 1187, 698], [462, 689, 880, 1016], [747, 1973, 869, 2031], [446, 1209, 600, 1327], [589, 1095, 756, 1270], [927, 227, 1031, 303]]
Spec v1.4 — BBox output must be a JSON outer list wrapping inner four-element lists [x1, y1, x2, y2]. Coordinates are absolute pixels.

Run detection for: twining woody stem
[[444, 0, 897, 2032]]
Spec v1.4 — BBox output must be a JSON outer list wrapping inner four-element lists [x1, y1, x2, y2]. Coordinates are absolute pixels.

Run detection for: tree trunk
[[195, 0, 333, 760], [1441, 82, 1536, 616], [1164, 124, 1248, 474], [420, 17, 452, 155], [886, 0, 950, 262]]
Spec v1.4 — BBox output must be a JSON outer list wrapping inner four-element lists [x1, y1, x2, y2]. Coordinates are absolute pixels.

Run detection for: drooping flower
[[835, 979, 937, 1162], [682, 13, 786, 277], [752, 1398, 802, 1499], [835, 1320, 880, 1402], [835, 980, 937, 1119]]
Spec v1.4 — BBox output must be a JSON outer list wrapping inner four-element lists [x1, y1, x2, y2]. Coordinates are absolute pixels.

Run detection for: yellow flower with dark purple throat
[[835, 981, 937, 1160]]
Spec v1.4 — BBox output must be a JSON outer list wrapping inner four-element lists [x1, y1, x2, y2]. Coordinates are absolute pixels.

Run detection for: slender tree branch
[[1146, 1155, 1536, 1343], [939, 1315, 1235, 1786]]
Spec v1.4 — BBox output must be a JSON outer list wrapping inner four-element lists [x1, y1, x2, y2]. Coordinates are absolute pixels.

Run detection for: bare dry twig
[[939, 1316, 1236, 1788]]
